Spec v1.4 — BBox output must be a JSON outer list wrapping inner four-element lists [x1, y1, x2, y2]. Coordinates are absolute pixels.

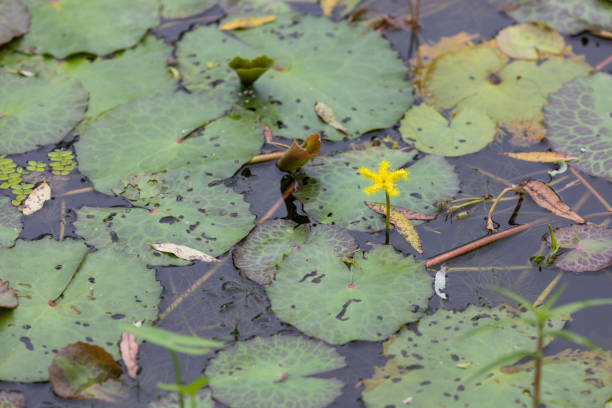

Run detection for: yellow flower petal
[[357, 160, 409, 197]]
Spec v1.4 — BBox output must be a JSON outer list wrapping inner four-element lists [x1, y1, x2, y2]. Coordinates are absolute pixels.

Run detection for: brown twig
[[248, 151, 284, 164], [473, 167, 514, 187], [258, 181, 296, 224], [594, 54, 612, 71], [56, 186, 94, 197], [569, 165, 612, 212]]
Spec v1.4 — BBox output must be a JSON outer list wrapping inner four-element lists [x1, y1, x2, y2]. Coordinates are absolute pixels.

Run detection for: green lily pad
[[0, 237, 161, 382], [75, 169, 255, 266], [0, 71, 88, 154], [0, 197, 21, 247], [496, 22, 565, 60], [234, 220, 357, 285], [547, 224, 612, 272], [149, 389, 214, 408], [420, 42, 591, 127], [76, 92, 263, 194], [0, 390, 25, 408], [294, 145, 459, 231], [0, 0, 29, 46], [205, 335, 346, 408], [161, 0, 215, 18], [176, 16, 413, 140], [267, 244, 432, 344], [18, 0, 159, 58], [400, 104, 496, 156], [545, 73, 612, 181], [360, 305, 608, 408], [505, 0, 612, 35]]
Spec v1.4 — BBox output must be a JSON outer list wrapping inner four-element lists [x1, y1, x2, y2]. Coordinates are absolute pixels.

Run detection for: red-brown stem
[[248, 151, 284, 164], [258, 181, 297, 224], [569, 165, 612, 212], [594, 54, 612, 72]]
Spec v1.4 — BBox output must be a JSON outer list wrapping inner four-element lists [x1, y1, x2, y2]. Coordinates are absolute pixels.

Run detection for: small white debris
[[403, 396, 413, 404], [434, 265, 448, 300], [149, 242, 219, 263], [21, 180, 51, 215]]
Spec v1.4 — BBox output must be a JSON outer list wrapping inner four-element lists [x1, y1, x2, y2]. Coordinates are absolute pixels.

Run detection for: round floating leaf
[[0, 196, 21, 247], [148, 389, 214, 408], [547, 224, 612, 272], [18, 0, 159, 58], [400, 104, 496, 156], [75, 169, 255, 266], [161, 0, 215, 18], [234, 220, 357, 285], [0, 238, 161, 382], [294, 145, 459, 231], [0, 71, 88, 154], [0, 0, 29, 46], [545, 73, 612, 181], [177, 16, 413, 140], [505, 0, 612, 35], [360, 305, 606, 408], [205, 335, 346, 408], [496, 22, 565, 60], [267, 244, 432, 344], [76, 92, 262, 194]]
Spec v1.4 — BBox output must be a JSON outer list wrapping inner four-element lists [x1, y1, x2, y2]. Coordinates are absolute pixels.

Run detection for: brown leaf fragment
[[366, 202, 436, 220], [504, 151, 578, 163], [21, 180, 51, 215], [261, 122, 273, 144], [314, 100, 348, 135], [521, 180, 585, 223], [277, 134, 321, 173], [149, 243, 219, 263], [321, 0, 338, 16], [120, 332, 139, 379], [367, 202, 431, 253], [0, 389, 25, 408], [502, 120, 547, 146], [0, 279, 18, 309]]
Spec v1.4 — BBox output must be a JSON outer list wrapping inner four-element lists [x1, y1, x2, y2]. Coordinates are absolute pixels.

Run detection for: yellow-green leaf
[[219, 15, 276, 30], [504, 151, 578, 163]]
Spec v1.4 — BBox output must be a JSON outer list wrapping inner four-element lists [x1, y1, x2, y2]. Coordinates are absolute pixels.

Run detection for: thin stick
[[573, 190, 590, 212], [569, 165, 612, 211], [533, 271, 563, 308], [56, 186, 94, 197], [474, 167, 514, 186], [258, 181, 296, 224], [487, 186, 521, 231], [267, 141, 291, 149], [248, 151, 283, 164], [446, 265, 532, 272], [594, 54, 612, 72]]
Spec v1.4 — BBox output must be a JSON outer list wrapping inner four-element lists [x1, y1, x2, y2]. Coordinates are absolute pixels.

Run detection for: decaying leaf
[[49, 342, 127, 402], [0, 389, 25, 408], [521, 180, 585, 223], [496, 22, 565, 60], [504, 151, 578, 163], [0, 279, 18, 309], [366, 202, 426, 253], [502, 120, 547, 146], [120, 332, 139, 379], [321, 0, 337, 16], [219, 15, 276, 30], [434, 266, 448, 300], [21, 180, 50, 215], [314, 99, 348, 135], [277, 133, 321, 173], [148, 243, 219, 263], [366, 202, 436, 221]]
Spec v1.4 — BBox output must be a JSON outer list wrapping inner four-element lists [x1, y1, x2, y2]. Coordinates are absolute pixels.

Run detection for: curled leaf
[[277, 134, 321, 173], [120, 332, 139, 379], [504, 151, 578, 163], [21, 180, 50, 215], [228, 55, 274, 86], [219, 15, 276, 30], [521, 180, 585, 223], [149, 243, 219, 263], [0, 279, 18, 309], [314, 99, 348, 135]]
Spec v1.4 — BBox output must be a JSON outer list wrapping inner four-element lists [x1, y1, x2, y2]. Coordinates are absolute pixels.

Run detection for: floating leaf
[[0, 71, 88, 155], [219, 15, 276, 30], [160, 0, 215, 18], [76, 92, 262, 194], [366, 202, 436, 221], [504, 151, 578, 163], [0, 279, 18, 309], [547, 224, 612, 272], [75, 169, 255, 266], [205, 335, 346, 408], [362, 305, 582, 408], [399, 104, 496, 156], [0, 390, 25, 408], [294, 145, 459, 231], [314, 100, 348, 135], [0, 238, 161, 382], [177, 16, 413, 140], [18, 0, 159, 58], [20, 180, 50, 216], [149, 243, 219, 263], [276, 133, 321, 173], [496, 22, 565, 60], [120, 332, 139, 379], [520, 180, 585, 223], [267, 244, 432, 344], [545, 73, 612, 181], [148, 389, 214, 408], [0, 196, 21, 247], [49, 342, 127, 402], [221, 0, 304, 15], [0, 0, 29, 46], [228, 55, 274, 86], [234, 220, 356, 285]]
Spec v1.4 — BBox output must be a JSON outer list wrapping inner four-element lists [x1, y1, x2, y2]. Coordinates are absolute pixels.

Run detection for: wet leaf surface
[[0, 0, 29, 46], [206, 335, 346, 408], [0, 197, 21, 247], [547, 224, 612, 272]]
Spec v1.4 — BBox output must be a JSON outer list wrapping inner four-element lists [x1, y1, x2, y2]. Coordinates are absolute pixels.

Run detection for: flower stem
[[385, 192, 390, 244]]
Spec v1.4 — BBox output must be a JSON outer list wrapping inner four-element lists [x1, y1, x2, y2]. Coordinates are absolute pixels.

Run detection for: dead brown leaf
[[521, 180, 585, 223], [120, 332, 139, 379]]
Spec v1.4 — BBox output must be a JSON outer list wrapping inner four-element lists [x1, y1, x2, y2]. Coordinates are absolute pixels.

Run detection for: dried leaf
[[366, 203, 424, 253], [149, 243, 219, 263], [314, 99, 348, 135], [0, 390, 25, 408], [0, 279, 18, 309], [521, 180, 585, 223], [504, 151, 578, 163], [21, 180, 51, 215], [120, 332, 139, 379], [502, 120, 547, 146], [277, 134, 321, 173], [366, 202, 436, 221], [321, 0, 338, 16], [434, 266, 448, 300], [219, 15, 276, 30]]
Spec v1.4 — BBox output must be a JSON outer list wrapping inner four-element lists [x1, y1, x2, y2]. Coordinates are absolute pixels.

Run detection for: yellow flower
[[357, 160, 409, 196]]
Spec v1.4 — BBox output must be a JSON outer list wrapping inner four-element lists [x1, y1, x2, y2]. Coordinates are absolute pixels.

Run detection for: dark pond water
[[2, 0, 611, 407]]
